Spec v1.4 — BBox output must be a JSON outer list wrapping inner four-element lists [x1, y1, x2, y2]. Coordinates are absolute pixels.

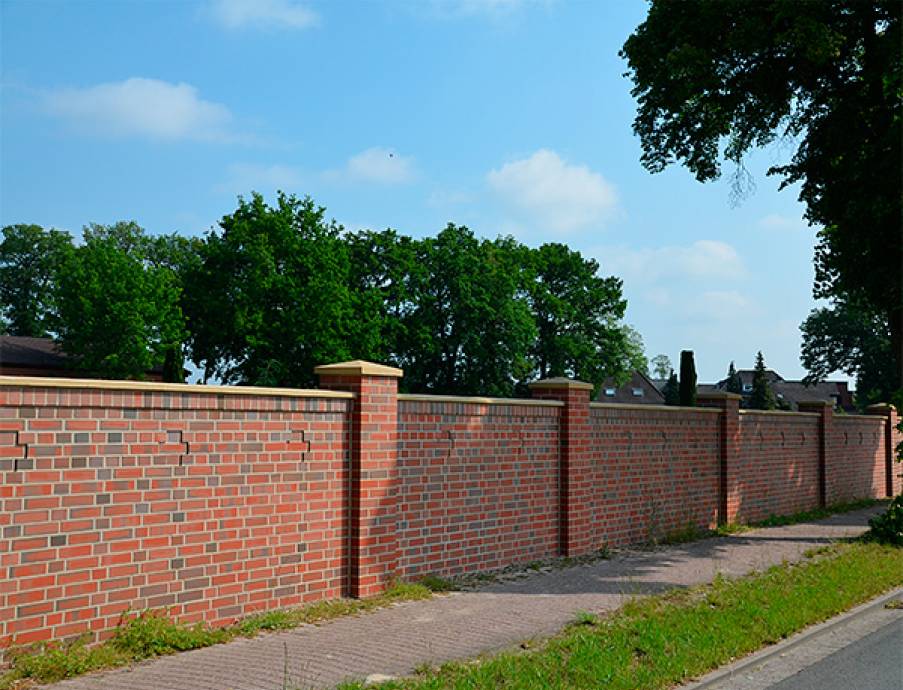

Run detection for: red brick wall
[[0, 382, 350, 650], [1, 370, 899, 654], [588, 405, 721, 547], [736, 412, 821, 522], [396, 397, 561, 578], [828, 416, 887, 504]]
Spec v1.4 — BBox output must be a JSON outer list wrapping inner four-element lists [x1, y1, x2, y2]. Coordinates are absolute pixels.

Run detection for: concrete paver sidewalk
[[47, 506, 884, 690]]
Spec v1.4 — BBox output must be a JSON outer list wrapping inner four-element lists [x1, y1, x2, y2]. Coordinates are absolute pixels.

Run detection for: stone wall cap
[[797, 400, 833, 408], [314, 360, 403, 378], [0, 375, 354, 399], [865, 403, 897, 413], [697, 391, 742, 401], [528, 377, 594, 391]]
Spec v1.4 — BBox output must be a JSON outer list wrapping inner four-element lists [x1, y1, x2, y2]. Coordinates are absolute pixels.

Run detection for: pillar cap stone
[[314, 360, 403, 378], [528, 377, 594, 392], [866, 403, 897, 413], [697, 391, 742, 401]]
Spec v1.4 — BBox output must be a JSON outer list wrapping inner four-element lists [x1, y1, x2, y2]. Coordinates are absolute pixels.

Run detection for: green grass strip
[[0, 582, 433, 689], [713, 498, 883, 536], [340, 541, 903, 690]]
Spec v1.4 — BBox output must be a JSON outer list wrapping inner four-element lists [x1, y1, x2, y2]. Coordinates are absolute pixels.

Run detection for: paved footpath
[[47, 506, 884, 690]]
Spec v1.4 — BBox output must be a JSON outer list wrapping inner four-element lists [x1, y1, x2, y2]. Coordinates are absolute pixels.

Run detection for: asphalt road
[[767, 617, 902, 690]]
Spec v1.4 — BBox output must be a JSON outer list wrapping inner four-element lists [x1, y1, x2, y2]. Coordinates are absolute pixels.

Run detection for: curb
[[682, 586, 903, 689]]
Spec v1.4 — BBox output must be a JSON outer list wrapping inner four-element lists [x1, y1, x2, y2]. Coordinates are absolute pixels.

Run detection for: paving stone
[[44, 506, 882, 690]]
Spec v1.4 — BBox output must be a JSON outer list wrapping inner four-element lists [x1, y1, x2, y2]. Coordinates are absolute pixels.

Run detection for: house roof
[[596, 370, 666, 404], [0, 335, 69, 370]]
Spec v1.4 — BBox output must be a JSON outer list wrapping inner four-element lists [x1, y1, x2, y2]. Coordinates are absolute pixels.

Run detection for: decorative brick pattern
[[588, 406, 721, 547], [0, 384, 350, 650], [1, 369, 899, 654], [736, 413, 821, 522], [828, 417, 888, 503], [397, 399, 560, 578]]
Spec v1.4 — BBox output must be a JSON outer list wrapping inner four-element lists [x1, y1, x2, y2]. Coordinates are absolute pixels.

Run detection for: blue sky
[[0, 0, 826, 384]]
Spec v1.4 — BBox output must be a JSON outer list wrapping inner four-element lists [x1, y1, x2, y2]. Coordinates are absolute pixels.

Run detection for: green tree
[[0, 224, 72, 336], [184, 193, 375, 386], [801, 296, 894, 408], [400, 225, 536, 396], [650, 354, 672, 380], [621, 1, 902, 387], [345, 228, 421, 367], [725, 361, 743, 395], [749, 351, 777, 410], [56, 222, 186, 380], [526, 243, 632, 386], [679, 350, 697, 406], [663, 370, 680, 406]]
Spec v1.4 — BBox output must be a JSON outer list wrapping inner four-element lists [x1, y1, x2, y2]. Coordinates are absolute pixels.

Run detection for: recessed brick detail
[[0, 371, 898, 654]]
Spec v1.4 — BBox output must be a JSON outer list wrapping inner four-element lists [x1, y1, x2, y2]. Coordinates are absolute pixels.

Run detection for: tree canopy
[[621, 0, 902, 387], [2, 194, 646, 394], [749, 351, 777, 410], [0, 224, 72, 337]]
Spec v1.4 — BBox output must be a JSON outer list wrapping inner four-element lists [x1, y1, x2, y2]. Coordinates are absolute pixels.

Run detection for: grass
[[338, 540, 903, 690], [0, 582, 434, 689], [713, 497, 883, 536]]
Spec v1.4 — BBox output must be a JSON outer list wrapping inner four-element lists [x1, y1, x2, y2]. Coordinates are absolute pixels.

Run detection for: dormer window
[[632, 388, 643, 397], [605, 388, 616, 396], [743, 383, 753, 392]]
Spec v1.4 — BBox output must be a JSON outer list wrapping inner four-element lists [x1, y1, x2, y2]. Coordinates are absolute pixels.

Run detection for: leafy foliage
[[621, 0, 902, 386], [184, 193, 375, 387], [749, 351, 777, 410], [55, 223, 187, 381], [867, 494, 903, 546], [725, 361, 743, 395], [0, 224, 72, 336], [650, 354, 672, 380], [663, 370, 679, 406], [678, 350, 696, 406], [801, 296, 895, 408]]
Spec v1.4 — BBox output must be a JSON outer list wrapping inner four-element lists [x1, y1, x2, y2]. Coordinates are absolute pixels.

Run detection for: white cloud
[[595, 240, 747, 284], [209, 0, 319, 30], [215, 163, 303, 193], [687, 290, 757, 320], [487, 149, 618, 233], [336, 147, 416, 185], [758, 213, 809, 231], [42, 78, 233, 141]]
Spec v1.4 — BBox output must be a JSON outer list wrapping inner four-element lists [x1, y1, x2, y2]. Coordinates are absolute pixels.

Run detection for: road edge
[[682, 586, 903, 689]]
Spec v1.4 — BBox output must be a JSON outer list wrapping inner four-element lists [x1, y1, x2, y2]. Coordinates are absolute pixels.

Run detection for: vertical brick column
[[698, 392, 742, 525], [866, 403, 900, 497], [315, 360, 403, 598], [799, 400, 833, 508], [528, 377, 594, 557]]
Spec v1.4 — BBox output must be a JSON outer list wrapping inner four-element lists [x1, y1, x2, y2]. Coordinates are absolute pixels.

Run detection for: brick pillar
[[698, 392, 742, 525], [528, 377, 594, 557], [866, 403, 900, 497], [315, 360, 402, 598], [799, 400, 833, 508]]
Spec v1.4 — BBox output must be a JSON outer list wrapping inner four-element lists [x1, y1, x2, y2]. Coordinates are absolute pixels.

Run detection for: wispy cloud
[[758, 213, 809, 231], [208, 0, 319, 30], [487, 148, 618, 234], [327, 147, 417, 185], [42, 78, 234, 142], [215, 163, 304, 194], [596, 240, 747, 284]]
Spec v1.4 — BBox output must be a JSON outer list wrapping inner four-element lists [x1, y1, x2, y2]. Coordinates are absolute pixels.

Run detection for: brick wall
[[828, 416, 887, 504], [588, 405, 721, 547], [1, 366, 899, 653], [397, 396, 561, 578], [0, 381, 351, 650], [735, 412, 822, 523]]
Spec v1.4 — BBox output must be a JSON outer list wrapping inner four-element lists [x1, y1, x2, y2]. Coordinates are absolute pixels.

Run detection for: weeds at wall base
[[0, 582, 434, 690]]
